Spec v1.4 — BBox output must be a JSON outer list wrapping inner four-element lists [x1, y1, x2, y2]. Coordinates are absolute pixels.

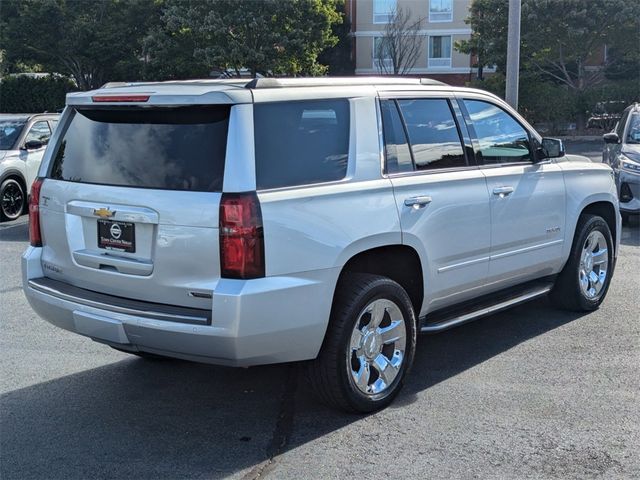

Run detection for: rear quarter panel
[[258, 97, 401, 277]]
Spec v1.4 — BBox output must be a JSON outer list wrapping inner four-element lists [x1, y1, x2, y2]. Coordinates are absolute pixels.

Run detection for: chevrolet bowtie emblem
[[93, 207, 116, 218]]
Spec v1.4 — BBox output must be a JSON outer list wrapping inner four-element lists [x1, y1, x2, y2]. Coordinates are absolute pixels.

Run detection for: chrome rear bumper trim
[[28, 278, 210, 325]]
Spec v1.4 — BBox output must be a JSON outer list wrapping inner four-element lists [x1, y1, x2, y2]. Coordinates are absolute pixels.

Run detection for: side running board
[[420, 282, 553, 334]]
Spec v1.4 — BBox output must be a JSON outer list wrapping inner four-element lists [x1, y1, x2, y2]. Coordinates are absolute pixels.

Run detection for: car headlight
[[620, 154, 640, 174]]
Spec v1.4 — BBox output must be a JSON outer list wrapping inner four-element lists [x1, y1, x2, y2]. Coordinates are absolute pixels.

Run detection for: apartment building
[[346, 0, 481, 85]]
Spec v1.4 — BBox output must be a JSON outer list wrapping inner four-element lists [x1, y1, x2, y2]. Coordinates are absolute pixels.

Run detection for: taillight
[[29, 178, 44, 247], [219, 192, 265, 279]]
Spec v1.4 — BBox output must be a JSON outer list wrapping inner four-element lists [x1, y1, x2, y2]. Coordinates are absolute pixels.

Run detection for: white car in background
[[0, 113, 59, 221]]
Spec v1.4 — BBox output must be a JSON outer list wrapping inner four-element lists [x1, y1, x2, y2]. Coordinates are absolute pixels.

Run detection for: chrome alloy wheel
[[348, 298, 407, 396], [579, 230, 609, 299]]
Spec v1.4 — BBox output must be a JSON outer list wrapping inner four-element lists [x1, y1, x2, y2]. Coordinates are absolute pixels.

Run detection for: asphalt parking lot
[[1, 216, 638, 479]]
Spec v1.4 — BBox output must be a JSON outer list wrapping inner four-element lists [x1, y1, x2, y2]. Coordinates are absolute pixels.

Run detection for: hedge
[[0, 75, 76, 113]]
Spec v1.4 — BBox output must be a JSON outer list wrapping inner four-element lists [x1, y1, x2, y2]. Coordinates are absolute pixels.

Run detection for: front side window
[[615, 110, 629, 138], [625, 113, 640, 144], [428, 36, 452, 68], [254, 100, 349, 190], [373, 0, 396, 23], [24, 121, 51, 146], [429, 0, 453, 22], [397, 99, 466, 170], [50, 106, 229, 191], [463, 99, 531, 164]]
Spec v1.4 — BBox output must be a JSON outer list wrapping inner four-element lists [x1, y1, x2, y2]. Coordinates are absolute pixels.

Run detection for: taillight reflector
[[92, 95, 150, 103], [29, 178, 44, 247], [219, 192, 265, 279]]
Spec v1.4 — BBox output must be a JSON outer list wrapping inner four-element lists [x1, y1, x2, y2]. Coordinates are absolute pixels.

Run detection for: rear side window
[[397, 99, 466, 170], [463, 99, 531, 164], [254, 100, 350, 189], [380, 100, 413, 174], [50, 106, 229, 192]]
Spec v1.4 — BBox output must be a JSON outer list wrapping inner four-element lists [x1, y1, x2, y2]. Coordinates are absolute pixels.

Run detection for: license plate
[[97, 220, 135, 253]]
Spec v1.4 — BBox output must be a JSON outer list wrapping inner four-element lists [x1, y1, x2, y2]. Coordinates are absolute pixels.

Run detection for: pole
[[505, 0, 521, 109]]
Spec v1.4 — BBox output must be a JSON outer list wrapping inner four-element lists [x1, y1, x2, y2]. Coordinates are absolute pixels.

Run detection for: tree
[[155, 0, 342, 77], [522, 0, 640, 93], [374, 6, 424, 75], [455, 0, 508, 80], [317, 0, 354, 75], [457, 0, 640, 90], [1, 0, 162, 90]]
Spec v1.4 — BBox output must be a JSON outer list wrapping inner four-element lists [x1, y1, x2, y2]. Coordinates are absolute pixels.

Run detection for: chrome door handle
[[404, 195, 432, 208], [492, 186, 514, 197]]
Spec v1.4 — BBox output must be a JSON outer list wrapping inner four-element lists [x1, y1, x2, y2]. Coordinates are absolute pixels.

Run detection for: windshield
[[626, 113, 640, 144], [0, 120, 26, 150]]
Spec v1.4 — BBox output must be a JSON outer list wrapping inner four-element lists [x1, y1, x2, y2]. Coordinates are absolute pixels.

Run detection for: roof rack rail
[[99, 79, 251, 89], [244, 76, 446, 89]]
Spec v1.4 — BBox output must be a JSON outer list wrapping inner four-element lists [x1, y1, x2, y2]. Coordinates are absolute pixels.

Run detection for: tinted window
[[616, 110, 629, 138], [397, 99, 466, 170], [380, 100, 413, 174], [0, 120, 26, 150], [463, 99, 531, 164], [254, 100, 349, 189], [25, 121, 51, 146], [625, 113, 640, 144], [50, 107, 229, 192]]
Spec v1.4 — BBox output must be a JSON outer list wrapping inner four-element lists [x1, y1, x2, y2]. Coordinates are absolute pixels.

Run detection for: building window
[[428, 35, 452, 68], [373, 0, 396, 24], [429, 0, 453, 22], [373, 37, 394, 71]]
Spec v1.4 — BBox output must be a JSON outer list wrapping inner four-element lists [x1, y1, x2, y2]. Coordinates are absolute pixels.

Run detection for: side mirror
[[603, 132, 620, 144], [22, 139, 44, 150], [539, 137, 565, 160]]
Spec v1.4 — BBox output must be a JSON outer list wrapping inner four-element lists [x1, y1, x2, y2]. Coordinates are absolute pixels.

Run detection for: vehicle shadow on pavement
[[0, 297, 588, 480]]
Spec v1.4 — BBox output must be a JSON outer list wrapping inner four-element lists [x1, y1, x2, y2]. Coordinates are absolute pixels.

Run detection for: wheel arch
[[563, 194, 619, 267], [334, 244, 424, 317], [1, 168, 27, 190]]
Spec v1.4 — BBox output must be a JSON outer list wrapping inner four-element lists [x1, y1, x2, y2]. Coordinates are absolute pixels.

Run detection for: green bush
[[0, 75, 76, 113]]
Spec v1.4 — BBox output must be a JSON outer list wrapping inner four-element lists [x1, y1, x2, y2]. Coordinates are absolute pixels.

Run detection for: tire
[[0, 178, 26, 222], [551, 214, 614, 311], [306, 273, 417, 413]]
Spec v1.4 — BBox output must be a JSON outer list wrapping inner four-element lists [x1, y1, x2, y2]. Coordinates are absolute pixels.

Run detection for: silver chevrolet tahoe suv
[[23, 77, 620, 412]]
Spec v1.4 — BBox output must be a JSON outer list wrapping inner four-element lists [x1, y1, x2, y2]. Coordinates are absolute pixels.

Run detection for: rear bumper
[[22, 247, 338, 367]]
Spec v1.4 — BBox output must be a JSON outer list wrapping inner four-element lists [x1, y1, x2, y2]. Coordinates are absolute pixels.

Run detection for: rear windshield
[[49, 106, 229, 192], [254, 99, 350, 189]]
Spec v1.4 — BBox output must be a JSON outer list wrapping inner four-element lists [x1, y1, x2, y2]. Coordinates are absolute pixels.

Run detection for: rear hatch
[[38, 105, 230, 310]]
